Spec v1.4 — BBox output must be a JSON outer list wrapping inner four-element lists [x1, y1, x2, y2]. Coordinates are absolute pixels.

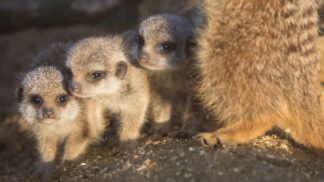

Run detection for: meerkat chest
[[151, 73, 190, 99], [32, 119, 82, 139]]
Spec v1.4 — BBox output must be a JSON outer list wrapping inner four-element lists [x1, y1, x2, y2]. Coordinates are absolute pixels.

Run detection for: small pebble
[[184, 173, 192, 178], [199, 150, 206, 156]]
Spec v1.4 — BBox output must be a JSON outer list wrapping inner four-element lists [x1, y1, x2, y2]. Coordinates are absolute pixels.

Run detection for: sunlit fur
[[67, 37, 126, 98], [67, 35, 150, 143], [19, 67, 79, 125], [18, 43, 106, 175], [195, 0, 324, 156]]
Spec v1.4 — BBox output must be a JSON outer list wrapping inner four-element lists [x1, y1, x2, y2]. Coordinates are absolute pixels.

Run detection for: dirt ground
[[1, 25, 324, 182]]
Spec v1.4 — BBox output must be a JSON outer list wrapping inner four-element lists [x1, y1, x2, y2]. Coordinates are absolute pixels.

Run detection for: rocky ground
[[1, 1, 324, 181], [1, 115, 324, 182]]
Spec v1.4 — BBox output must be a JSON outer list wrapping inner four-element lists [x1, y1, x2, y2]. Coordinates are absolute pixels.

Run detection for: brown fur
[[316, 36, 324, 105], [138, 14, 201, 137], [66, 33, 150, 144], [18, 43, 106, 175], [195, 0, 324, 156]]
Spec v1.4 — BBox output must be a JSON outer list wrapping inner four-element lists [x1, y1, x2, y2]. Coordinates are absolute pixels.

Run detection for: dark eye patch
[[87, 71, 106, 81], [56, 94, 69, 106], [115, 61, 128, 80], [159, 41, 176, 54], [29, 94, 43, 106], [138, 35, 145, 47]]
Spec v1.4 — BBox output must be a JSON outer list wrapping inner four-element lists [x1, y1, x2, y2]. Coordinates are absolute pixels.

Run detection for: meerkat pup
[[195, 0, 324, 156], [66, 32, 150, 145], [137, 13, 201, 137], [17, 43, 106, 175]]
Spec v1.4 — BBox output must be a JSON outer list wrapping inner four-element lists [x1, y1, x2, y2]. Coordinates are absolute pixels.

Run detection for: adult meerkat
[[17, 43, 106, 175], [195, 0, 324, 156], [138, 13, 201, 137], [66, 32, 150, 144]]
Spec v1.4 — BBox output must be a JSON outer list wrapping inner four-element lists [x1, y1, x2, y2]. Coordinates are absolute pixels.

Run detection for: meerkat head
[[138, 14, 194, 71], [66, 32, 140, 98], [17, 66, 80, 125]]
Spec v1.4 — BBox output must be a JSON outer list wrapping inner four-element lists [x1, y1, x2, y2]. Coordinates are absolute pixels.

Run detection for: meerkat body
[[138, 14, 201, 137], [195, 0, 324, 155], [66, 32, 150, 144], [17, 43, 106, 174]]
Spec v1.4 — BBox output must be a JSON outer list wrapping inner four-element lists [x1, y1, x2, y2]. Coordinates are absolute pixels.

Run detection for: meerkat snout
[[138, 14, 193, 71], [69, 82, 82, 94], [138, 53, 149, 64], [42, 107, 55, 119], [18, 66, 80, 125], [66, 33, 141, 98]]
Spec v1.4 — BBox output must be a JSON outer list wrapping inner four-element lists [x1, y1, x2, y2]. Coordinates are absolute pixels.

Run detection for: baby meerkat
[[195, 0, 324, 156], [138, 13, 200, 137], [17, 43, 106, 175], [66, 32, 150, 145]]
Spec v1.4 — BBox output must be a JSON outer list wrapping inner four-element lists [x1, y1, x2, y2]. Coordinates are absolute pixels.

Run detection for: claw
[[193, 132, 221, 148]]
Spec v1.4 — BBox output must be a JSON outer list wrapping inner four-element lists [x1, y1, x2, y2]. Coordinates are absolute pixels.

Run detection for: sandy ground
[[0, 25, 324, 182]]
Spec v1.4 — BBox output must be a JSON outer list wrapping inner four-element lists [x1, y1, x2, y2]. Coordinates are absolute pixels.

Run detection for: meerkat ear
[[16, 86, 24, 103], [180, 6, 205, 30], [115, 61, 128, 79], [121, 30, 141, 62]]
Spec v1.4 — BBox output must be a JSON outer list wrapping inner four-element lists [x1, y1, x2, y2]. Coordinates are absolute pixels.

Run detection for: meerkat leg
[[177, 112, 201, 138], [277, 113, 324, 156], [85, 101, 107, 143], [150, 99, 172, 136], [35, 137, 59, 176], [63, 136, 89, 161], [195, 120, 274, 147], [176, 97, 201, 138], [119, 108, 147, 144]]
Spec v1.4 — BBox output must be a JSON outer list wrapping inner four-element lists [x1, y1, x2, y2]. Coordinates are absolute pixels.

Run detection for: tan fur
[[195, 0, 324, 156], [66, 34, 150, 143], [316, 36, 324, 105], [18, 43, 106, 174], [138, 14, 201, 136]]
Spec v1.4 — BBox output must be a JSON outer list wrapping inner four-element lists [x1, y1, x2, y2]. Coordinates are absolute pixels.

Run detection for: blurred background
[[0, 0, 199, 117]]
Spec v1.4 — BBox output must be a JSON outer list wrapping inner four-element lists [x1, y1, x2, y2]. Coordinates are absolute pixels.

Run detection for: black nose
[[70, 82, 81, 93], [139, 53, 149, 64], [43, 108, 55, 119]]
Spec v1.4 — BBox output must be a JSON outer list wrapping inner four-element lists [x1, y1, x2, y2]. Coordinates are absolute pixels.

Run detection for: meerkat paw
[[148, 123, 171, 138], [175, 127, 198, 138], [194, 132, 242, 147], [193, 132, 222, 147]]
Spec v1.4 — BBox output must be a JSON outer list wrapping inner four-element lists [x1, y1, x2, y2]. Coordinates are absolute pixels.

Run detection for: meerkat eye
[[88, 71, 106, 81], [30, 95, 43, 106], [160, 41, 176, 54], [56, 94, 69, 105]]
